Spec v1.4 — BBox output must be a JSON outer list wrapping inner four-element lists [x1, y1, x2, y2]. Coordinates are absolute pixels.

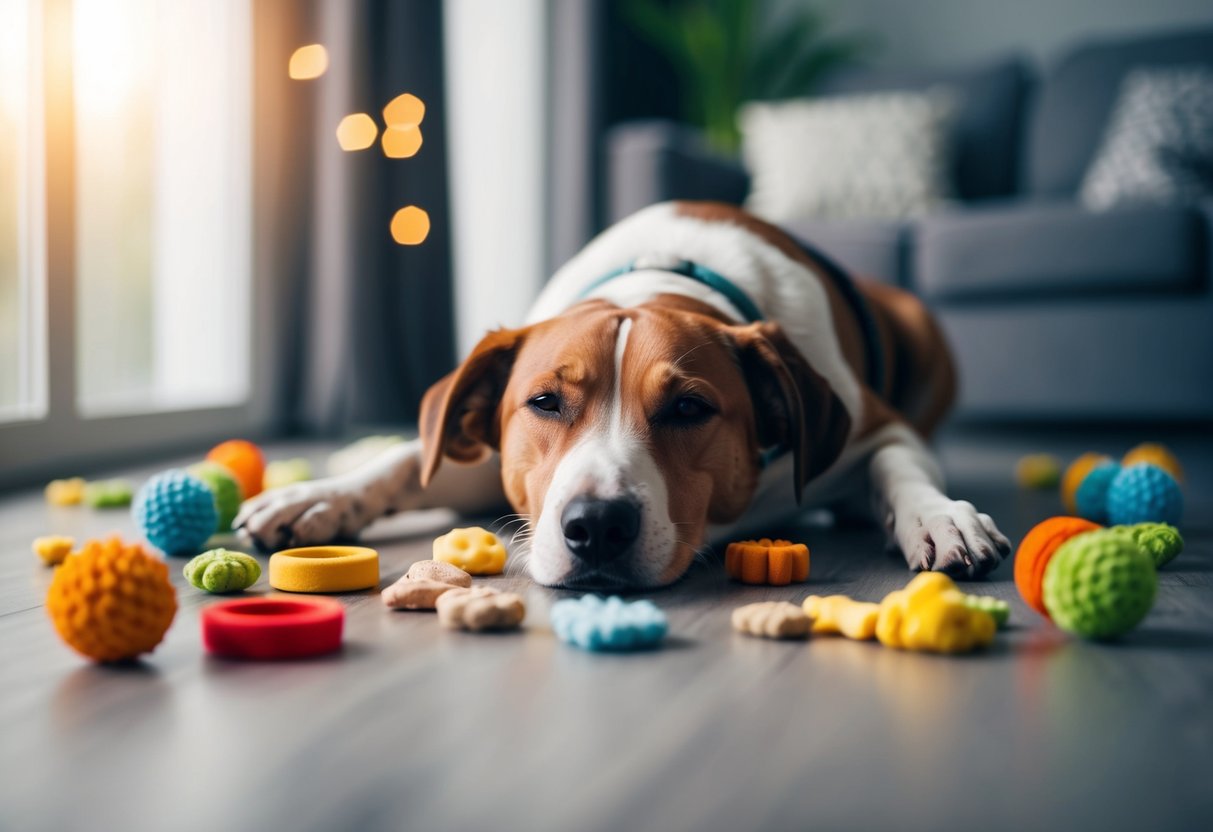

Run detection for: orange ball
[[1060, 453, 1112, 514], [46, 537, 177, 663], [1122, 443, 1183, 483], [206, 439, 265, 499], [1013, 516, 1101, 618], [725, 539, 810, 585]]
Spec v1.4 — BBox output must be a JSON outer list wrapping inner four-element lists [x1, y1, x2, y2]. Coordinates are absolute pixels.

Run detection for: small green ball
[[184, 548, 262, 593], [961, 594, 1010, 627], [1110, 522, 1184, 568], [188, 462, 243, 532], [83, 478, 134, 508], [1043, 529, 1157, 639]]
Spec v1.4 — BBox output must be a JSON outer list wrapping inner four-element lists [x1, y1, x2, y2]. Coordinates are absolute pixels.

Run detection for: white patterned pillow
[[1081, 67, 1213, 211], [740, 90, 956, 222]]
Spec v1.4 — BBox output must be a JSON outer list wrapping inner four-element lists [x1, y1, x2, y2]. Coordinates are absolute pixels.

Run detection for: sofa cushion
[[1026, 28, 1213, 197], [915, 201, 1205, 301], [816, 55, 1030, 201], [782, 217, 909, 287]]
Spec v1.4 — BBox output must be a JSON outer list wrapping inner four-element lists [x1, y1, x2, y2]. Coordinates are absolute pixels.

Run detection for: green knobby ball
[[961, 594, 1010, 628], [184, 548, 262, 593], [1042, 529, 1157, 639], [188, 462, 243, 533], [1110, 522, 1184, 568], [83, 478, 134, 508]]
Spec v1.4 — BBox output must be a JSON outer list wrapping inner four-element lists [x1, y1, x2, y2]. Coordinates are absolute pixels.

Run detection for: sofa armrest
[[606, 120, 750, 223]]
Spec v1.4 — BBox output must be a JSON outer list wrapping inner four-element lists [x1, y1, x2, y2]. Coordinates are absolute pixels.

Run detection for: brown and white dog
[[235, 201, 1010, 588]]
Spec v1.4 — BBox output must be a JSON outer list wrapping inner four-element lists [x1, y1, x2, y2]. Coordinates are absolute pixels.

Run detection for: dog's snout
[[561, 497, 641, 563]]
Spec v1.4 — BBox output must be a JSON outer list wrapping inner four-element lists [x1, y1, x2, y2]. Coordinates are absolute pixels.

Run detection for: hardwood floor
[[1, 429, 1210, 832]]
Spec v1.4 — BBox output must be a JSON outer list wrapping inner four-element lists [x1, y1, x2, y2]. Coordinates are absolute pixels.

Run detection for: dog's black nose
[[561, 497, 641, 563]]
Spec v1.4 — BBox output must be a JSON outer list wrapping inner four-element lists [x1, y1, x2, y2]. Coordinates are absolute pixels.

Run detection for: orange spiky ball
[[46, 537, 177, 663]]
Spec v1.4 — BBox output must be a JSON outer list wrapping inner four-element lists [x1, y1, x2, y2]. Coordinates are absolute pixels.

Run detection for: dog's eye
[[528, 393, 562, 415], [665, 395, 715, 424]]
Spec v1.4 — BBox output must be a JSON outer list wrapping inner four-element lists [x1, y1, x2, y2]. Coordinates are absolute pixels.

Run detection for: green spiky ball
[[188, 462, 243, 533], [184, 548, 261, 593], [961, 594, 1010, 627], [1043, 529, 1157, 639], [1110, 522, 1184, 568]]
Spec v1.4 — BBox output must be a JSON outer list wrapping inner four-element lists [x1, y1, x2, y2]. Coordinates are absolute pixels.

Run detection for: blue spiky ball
[[133, 470, 219, 556], [1075, 461, 1121, 523], [1107, 463, 1183, 527]]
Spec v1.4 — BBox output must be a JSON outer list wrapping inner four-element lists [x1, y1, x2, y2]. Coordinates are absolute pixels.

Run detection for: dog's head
[[419, 298, 850, 589]]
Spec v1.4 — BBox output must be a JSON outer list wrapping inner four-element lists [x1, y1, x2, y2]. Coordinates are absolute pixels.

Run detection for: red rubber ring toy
[[201, 597, 344, 660]]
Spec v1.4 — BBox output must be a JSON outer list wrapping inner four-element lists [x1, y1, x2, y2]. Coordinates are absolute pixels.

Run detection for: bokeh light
[[382, 125, 423, 159], [288, 44, 329, 80], [390, 206, 430, 245], [335, 113, 378, 151], [383, 93, 425, 129]]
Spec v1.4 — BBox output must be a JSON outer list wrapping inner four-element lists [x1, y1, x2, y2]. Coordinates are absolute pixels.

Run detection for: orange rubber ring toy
[[1013, 516, 1101, 617], [269, 545, 380, 593]]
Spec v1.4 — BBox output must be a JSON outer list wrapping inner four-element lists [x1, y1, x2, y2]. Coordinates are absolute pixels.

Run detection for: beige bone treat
[[731, 601, 811, 639], [803, 595, 880, 640], [436, 586, 526, 631], [382, 559, 474, 610], [405, 560, 472, 587]]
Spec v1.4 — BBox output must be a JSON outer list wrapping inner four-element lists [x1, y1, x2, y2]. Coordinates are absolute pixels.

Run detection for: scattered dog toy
[[201, 597, 344, 660], [1042, 528, 1157, 640], [1015, 454, 1061, 490], [802, 595, 879, 640], [436, 586, 526, 632], [45, 477, 86, 506], [550, 594, 667, 650], [46, 537, 177, 663], [187, 462, 243, 532], [83, 479, 134, 508], [432, 527, 507, 575], [381, 560, 472, 610], [1106, 463, 1183, 526], [206, 439, 266, 499], [133, 469, 220, 556], [263, 458, 313, 491], [876, 573, 996, 654], [960, 594, 1010, 628], [1014, 516, 1102, 617], [724, 538, 810, 585], [269, 545, 380, 593], [1111, 522, 1184, 568], [1074, 460, 1121, 523], [732, 601, 811, 639], [1122, 442, 1183, 483], [184, 548, 262, 593], [326, 435, 404, 476], [32, 535, 75, 566], [1061, 453, 1112, 514]]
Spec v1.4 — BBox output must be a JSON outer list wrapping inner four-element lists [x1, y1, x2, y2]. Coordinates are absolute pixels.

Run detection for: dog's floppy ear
[[731, 321, 852, 503], [419, 327, 526, 488]]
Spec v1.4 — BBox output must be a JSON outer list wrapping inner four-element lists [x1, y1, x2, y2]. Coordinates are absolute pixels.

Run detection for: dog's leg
[[234, 439, 506, 551], [868, 425, 1010, 578]]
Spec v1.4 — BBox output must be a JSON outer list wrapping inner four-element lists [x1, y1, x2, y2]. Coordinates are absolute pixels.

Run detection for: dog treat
[[1014, 516, 1102, 617], [206, 439, 266, 499], [1061, 453, 1112, 514], [876, 573, 996, 654], [1106, 463, 1183, 527], [1015, 454, 1061, 490], [263, 458, 313, 491], [382, 561, 471, 610], [46, 537, 177, 663], [406, 559, 473, 587], [1043, 528, 1157, 640], [551, 594, 668, 651], [732, 601, 811, 640], [1111, 522, 1184, 568], [1074, 461, 1121, 523], [183, 548, 262, 593], [1122, 442, 1183, 483], [133, 470, 221, 557], [83, 479, 134, 508], [959, 594, 1010, 628], [187, 462, 243, 532], [432, 526, 507, 575], [45, 477, 86, 507], [724, 538, 810, 585], [802, 595, 879, 640], [436, 586, 526, 631], [33, 535, 75, 566]]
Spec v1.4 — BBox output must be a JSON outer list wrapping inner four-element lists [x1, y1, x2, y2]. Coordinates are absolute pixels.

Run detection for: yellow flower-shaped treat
[[876, 573, 996, 654], [432, 526, 507, 575]]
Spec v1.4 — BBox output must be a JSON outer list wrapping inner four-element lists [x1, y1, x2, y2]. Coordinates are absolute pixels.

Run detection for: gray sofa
[[606, 29, 1213, 421]]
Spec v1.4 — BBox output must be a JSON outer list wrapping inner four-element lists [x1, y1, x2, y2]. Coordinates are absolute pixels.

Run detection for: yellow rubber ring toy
[[269, 546, 380, 593]]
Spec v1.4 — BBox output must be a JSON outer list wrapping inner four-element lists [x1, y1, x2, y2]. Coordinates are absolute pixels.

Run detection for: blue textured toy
[[550, 595, 668, 652], [1074, 461, 1121, 523], [1107, 463, 1183, 527], [133, 470, 219, 556]]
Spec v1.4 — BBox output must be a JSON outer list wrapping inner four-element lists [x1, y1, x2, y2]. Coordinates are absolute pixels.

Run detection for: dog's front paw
[[234, 480, 361, 552], [893, 499, 1011, 578]]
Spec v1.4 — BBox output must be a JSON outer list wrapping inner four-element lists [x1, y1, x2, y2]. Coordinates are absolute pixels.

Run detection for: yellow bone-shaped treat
[[876, 573, 996, 654], [432, 526, 507, 575], [802, 595, 879, 640]]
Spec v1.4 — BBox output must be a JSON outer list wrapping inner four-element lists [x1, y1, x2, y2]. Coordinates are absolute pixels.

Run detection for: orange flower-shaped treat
[[1013, 516, 1100, 617], [724, 538, 809, 585], [46, 537, 177, 663]]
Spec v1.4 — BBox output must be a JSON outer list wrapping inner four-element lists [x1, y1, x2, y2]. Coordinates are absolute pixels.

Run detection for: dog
[[235, 201, 1010, 589]]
